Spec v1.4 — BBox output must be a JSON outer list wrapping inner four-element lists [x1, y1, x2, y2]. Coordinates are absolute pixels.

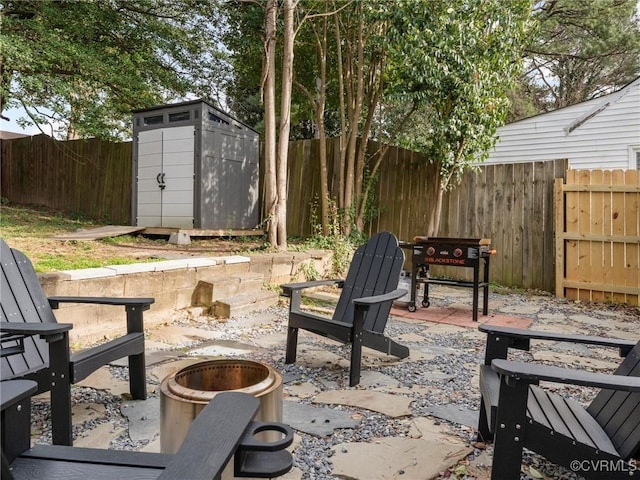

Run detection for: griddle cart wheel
[[422, 300, 430, 308], [408, 303, 417, 312]]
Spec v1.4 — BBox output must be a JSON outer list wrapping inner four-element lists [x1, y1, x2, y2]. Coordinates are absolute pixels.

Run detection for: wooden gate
[[555, 170, 640, 306]]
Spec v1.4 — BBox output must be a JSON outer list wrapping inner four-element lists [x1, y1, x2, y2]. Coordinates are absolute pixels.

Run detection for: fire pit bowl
[[160, 359, 283, 455]]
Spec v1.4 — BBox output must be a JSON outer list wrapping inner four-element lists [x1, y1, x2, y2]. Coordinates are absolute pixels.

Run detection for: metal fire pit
[[160, 359, 283, 456]]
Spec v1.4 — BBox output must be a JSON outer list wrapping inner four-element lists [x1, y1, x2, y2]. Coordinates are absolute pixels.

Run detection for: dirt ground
[[7, 235, 268, 269], [1, 203, 262, 268]]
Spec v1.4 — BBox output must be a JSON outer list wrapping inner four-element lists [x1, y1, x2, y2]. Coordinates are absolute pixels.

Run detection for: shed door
[[136, 126, 194, 228]]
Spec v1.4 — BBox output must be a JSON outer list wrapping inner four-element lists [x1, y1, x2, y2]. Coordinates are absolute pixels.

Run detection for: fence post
[[554, 177, 565, 298]]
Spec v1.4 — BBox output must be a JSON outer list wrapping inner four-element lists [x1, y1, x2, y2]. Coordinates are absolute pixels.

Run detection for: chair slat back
[[1, 239, 53, 379], [587, 341, 640, 459], [332, 232, 404, 333]]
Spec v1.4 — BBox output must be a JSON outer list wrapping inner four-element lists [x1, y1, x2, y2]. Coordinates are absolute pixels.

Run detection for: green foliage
[[296, 261, 320, 282], [221, 0, 317, 135], [306, 197, 360, 277], [521, 0, 640, 112], [1, 0, 229, 139], [34, 254, 156, 273], [380, 0, 532, 189]]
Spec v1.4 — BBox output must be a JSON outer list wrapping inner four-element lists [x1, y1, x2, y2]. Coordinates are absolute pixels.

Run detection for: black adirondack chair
[[0, 238, 154, 446], [281, 231, 409, 386], [1, 380, 293, 480], [477, 324, 640, 479]]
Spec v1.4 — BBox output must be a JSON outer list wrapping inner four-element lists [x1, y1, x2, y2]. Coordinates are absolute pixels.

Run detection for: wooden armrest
[[280, 279, 344, 296], [158, 392, 259, 480], [353, 288, 408, 307], [48, 296, 154, 309], [491, 359, 640, 391], [235, 421, 294, 477], [480, 324, 636, 357], [0, 322, 73, 337], [0, 380, 38, 412], [237, 422, 294, 452]]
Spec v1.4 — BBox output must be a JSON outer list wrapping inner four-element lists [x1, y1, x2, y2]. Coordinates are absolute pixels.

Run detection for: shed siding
[[132, 99, 260, 230], [485, 81, 640, 170]]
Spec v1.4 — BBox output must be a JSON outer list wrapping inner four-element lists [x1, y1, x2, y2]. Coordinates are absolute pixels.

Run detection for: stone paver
[[422, 323, 469, 335], [72, 402, 106, 424], [296, 349, 349, 369], [425, 403, 479, 428], [146, 325, 224, 345], [406, 416, 469, 445], [405, 348, 438, 362], [73, 422, 126, 449], [121, 397, 161, 443], [331, 437, 473, 480], [76, 366, 131, 397], [283, 401, 360, 436], [187, 338, 261, 357], [313, 390, 413, 418], [284, 382, 319, 399]]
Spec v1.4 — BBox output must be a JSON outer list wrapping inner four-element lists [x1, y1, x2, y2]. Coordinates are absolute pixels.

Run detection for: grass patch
[[0, 202, 167, 272], [35, 254, 157, 273], [0, 202, 97, 237], [0, 201, 328, 273]]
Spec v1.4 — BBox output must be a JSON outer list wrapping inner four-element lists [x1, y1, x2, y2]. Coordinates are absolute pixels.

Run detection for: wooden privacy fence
[[287, 137, 567, 292], [555, 169, 640, 306], [429, 159, 567, 292], [3, 134, 569, 293], [1, 134, 132, 224]]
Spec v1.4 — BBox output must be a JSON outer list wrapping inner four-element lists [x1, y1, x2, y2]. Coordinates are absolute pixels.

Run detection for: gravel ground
[[29, 288, 640, 480]]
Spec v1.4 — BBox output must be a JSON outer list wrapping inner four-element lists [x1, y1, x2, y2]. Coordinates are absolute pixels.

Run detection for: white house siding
[[485, 80, 640, 170]]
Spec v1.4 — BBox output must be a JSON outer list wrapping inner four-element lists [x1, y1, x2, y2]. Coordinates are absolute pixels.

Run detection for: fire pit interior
[[172, 360, 275, 397]]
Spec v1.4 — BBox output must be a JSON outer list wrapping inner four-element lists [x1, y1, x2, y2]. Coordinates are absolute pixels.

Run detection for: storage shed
[[132, 99, 260, 230]]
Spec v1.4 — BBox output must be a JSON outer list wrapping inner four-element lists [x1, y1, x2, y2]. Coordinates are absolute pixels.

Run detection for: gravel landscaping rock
[[28, 286, 640, 480]]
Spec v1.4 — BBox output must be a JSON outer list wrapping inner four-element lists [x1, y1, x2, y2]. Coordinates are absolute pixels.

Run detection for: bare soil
[[9, 235, 268, 267]]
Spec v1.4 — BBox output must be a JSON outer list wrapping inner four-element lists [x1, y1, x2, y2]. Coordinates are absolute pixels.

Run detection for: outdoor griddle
[[400, 237, 494, 322]]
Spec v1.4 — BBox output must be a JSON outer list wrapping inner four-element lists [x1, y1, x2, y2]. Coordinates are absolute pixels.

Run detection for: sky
[[2, 106, 45, 136]]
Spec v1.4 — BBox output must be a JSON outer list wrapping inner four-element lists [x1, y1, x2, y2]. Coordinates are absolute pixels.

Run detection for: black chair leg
[[476, 397, 493, 443], [125, 305, 147, 400], [285, 327, 298, 364], [349, 311, 365, 387], [129, 353, 147, 400], [1, 389, 31, 463], [349, 339, 362, 387], [490, 377, 529, 479], [48, 332, 73, 446]]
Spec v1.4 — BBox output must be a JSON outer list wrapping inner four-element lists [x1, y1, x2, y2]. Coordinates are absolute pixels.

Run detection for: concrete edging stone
[[38, 251, 332, 345]]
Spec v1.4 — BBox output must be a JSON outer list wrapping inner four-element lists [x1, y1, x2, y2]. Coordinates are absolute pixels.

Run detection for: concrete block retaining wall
[[39, 249, 332, 345]]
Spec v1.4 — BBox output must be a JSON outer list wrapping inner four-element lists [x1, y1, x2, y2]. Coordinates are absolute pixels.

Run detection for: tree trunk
[[274, 0, 297, 250], [333, 12, 347, 210], [425, 160, 443, 237], [316, 16, 329, 235], [342, 14, 365, 235], [316, 79, 329, 235], [263, 0, 278, 247]]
